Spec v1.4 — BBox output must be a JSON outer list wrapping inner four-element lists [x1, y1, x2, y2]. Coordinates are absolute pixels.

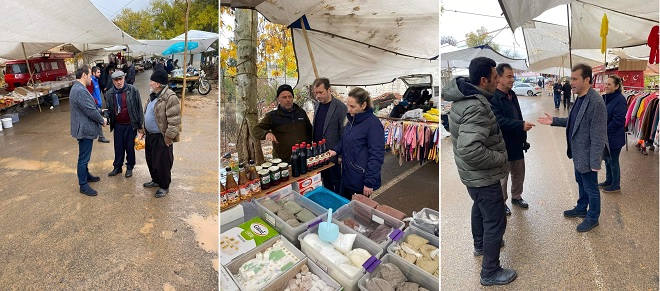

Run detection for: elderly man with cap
[[104, 70, 144, 178], [138, 69, 180, 198], [253, 84, 313, 163]]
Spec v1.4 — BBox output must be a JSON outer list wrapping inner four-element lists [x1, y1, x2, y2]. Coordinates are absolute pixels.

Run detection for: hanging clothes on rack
[[379, 118, 439, 166]]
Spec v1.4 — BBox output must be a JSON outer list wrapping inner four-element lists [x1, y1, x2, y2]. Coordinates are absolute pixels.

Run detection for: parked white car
[[512, 83, 542, 96]]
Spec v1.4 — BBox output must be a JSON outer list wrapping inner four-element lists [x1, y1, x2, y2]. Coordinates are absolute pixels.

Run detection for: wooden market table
[[221, 162, 335, 211]]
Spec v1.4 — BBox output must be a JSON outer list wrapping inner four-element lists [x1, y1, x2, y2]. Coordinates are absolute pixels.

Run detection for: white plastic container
[[358, 254, 439, 291], [299, 221, 383, 291], [254, 190, 326, 248], [1, 118, 13, 129], [334, 200, 405, 252], [387, 225, 439, 281], [265, 257, 342, 291], [225, 236, 306, 291], [409, 208, 439, 237]]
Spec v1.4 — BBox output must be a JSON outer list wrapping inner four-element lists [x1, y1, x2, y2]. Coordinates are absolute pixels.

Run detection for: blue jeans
[[604, 147, 622, 189], [553, 93, 561, 108], [77, 139, 94, 185], [574, 169, 600, 222]]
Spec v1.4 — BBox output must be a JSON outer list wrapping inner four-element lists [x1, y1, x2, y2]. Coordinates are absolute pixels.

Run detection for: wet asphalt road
[[0, 70, 218, 290], [441, 94, 659, 290]]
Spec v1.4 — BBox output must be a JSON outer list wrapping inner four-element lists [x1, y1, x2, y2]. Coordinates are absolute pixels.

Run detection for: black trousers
[[321, 162, 342, 194], [145, 132, 174, 189], [467, 182, 507, 278], [563, 94, 571, 109], [112, 123, 137, 169]]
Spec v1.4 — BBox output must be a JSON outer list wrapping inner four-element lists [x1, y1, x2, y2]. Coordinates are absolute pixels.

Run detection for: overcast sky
[[441, 0, 569, 59], [90, 0, 153, 20]]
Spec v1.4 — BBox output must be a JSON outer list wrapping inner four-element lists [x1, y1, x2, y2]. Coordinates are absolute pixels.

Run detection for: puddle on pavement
[[163, 283, 175, 291], [140, 219, 155, 234], [0, 158, 75, 174], [183, 213, 218, 271]]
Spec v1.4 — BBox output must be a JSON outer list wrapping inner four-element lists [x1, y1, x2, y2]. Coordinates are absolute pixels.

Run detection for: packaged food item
[[277, 208, 297, 222], [347, 248, 371, 268], [283, 263, 335, 291], [236, 239, 299, 290], [331, 233, 357, 254], [368, 223, 393, 244], [295, 208, 316, 223], [220, 217, 279, 265], [282, 200, 303, 214]]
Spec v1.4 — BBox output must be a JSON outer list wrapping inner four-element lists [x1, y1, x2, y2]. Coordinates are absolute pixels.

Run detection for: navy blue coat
[[333, 108, 385, 191], [490, 88, 527, 161], [604, 91, 627, 149]]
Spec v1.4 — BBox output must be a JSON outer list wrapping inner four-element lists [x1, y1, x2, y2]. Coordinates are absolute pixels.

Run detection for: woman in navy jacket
[[329, 88, 385, 199], [599, 75, 627, 192]]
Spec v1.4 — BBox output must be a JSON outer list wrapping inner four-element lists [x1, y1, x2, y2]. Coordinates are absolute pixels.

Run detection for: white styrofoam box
[[334, 200, 406, 253], [358, 253, 439, 291], [225, 236, 306, 291], [255, 190, 326, 248], [387, 225, 439, 284], [298, 220, 383, 291]]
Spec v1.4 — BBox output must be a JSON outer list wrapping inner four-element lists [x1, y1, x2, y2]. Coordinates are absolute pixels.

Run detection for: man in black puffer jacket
[[442, 57, 516, 286]]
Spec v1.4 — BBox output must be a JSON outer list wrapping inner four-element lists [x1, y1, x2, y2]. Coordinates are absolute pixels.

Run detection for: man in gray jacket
[[538, 64, 608, 232], [70, 65, 108, 196], [443, 57, 516, 286], [312, 78, 347, 193]]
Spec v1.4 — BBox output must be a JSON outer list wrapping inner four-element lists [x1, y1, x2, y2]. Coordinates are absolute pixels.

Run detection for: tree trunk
[[235, 9, 264, 165]]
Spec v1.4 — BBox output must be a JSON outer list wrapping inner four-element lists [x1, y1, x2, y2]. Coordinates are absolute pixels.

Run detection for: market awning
[[441, 44, 529, 71], [132, 30, 219, 56], [251, 0, 439, 87], [522, 21, 617, 72], [499, 0, 658, 49]]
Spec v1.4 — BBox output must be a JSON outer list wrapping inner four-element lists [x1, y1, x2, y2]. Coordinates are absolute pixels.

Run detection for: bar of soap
[[366, 277, 396, 291], [286, 219, 302, 227], [283, 201, 303, 214], [277, 209, 297, 222], [295, 208, 317, 223]]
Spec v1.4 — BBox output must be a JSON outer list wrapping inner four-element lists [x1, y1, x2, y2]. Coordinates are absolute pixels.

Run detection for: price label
[[317, 261, 328, 273], [264, 213, 276, 226], [372, 214, 385, 225]]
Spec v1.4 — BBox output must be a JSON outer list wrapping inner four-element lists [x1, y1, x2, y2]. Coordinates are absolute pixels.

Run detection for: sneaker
[[80, 184, 98, 196], [474, 240, 505, 256], [601, 186, 621, 193], [511, 198, 529, 208], [576, 219, 599, 232], [480, 268, 517, 286], [504, 205, 511, 216], [563, 208, 587, 218]]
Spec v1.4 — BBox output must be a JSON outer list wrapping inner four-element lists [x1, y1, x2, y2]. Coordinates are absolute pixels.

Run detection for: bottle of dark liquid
[[290, 145, 300, 177], [312, 142, 318, 169], [299, 142, 307, 175], [306, 143, 313, 172]]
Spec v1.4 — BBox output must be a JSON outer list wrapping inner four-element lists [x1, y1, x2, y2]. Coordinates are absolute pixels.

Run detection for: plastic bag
[[331, 233, 357, 254], [347, 248, 371, 268]]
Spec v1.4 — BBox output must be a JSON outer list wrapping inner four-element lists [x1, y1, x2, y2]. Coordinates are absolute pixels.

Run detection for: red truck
[[4, 54, 71, 91]]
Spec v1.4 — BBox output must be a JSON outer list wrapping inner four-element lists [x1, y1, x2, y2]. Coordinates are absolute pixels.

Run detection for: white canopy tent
[[499, 0, 658, 49], [522, 21, 618, 72], [0, 0, 140, 59], [131, 30, 219, 56], [249, 0, 439, 87], [441, 44, 529, 71]]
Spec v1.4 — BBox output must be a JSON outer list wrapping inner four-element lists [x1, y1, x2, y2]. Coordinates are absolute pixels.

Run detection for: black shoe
[[143, 181, 159, 188], [601, 186, 621, 193], [480, 268, 517, 286], [597, 181, 611, 189], [511, 198, 529, 208], [504, 205, 511, 216], [474, 240, 505, 256], [125, 168, 133, 178], [563, 208, 587, 218], [108, 167, 122, 176], [98, 136, 110, 143], [576, 219, 599, 232], [80, 184, 98, 196], [87, 175, 100, 182], [155, 188, 168, 198]]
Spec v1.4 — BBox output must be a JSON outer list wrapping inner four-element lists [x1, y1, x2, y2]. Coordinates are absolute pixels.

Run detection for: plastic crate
[[303, 186, 349, 212], [298, 220, 383, 291], [254, 191, 327, 248], [358, 254, 439, 291], [409, 208, 439, 237], [334, 200, 405, 253], [225, 236, 306, 291], [265, 257, 342, 291], [387, 226, 439, 281]]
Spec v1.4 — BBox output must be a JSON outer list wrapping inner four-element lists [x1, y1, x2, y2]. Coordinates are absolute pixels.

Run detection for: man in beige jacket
[[138, 69, 181, 198]]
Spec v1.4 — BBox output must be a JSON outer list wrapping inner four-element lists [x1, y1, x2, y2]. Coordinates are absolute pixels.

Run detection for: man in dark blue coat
[[490, 63, 535, 215]]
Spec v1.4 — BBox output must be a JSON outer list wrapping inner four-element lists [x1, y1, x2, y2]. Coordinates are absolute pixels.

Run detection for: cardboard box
[[220, 216, 279, 266], [264, 183, 293, 198], [292, 173, 322, 192], [299, 181, 323, 195]]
